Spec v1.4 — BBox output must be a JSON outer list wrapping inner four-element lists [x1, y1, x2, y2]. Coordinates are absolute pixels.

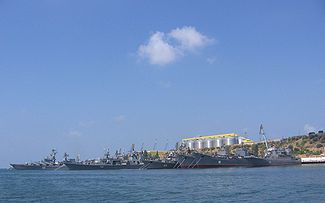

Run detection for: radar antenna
[[63, 152, 69, 161], [104, 148, 110, 159], [259, 124, 269, 149], [51, 149, 57, 163]]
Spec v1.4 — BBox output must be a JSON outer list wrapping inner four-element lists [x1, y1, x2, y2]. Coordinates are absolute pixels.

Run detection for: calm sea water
[[1, 165, 325, 202]]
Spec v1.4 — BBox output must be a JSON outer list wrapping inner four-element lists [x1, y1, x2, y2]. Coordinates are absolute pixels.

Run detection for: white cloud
[[138, 26, 214, 66], [169, 26, 213, 50], [113, 115, 126, 123], [158, 80, 172, 88], [304, 124, 316, 133], [138, 32, 179, 66], [78, 120, 95, 128], [66, 130, 82, 138], [206, 57, 217, 64]]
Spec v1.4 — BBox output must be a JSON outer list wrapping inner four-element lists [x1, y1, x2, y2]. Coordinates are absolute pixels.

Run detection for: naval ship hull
[[175, 153, 270, 168], [265, 158, 301, 166], [65, 163, 143, 170], [10, 164, 65, 170], [142, 160, 177, 169]]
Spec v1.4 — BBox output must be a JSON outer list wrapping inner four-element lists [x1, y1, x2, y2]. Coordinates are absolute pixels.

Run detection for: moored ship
[[141, 151, 178, 169], [259, 125, 301, 166], [141, 160, 177, 169], [264, 147, 301, 166], [10, 149, 69, 170], [65, 148, 144, 170], [175, 148, 269, 168], [65, 162, 142, 170]]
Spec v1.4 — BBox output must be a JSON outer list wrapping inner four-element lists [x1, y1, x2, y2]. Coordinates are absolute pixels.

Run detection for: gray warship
[[260, 125, 301, 166], [174, 147, 269, 168], [10, 149, 70, 170], [64, 148, 144, 170], [141, 151, 177, 169], [173, 125, 300, 168], [141, 160, 177, 169], [264, 147, 300, 166]]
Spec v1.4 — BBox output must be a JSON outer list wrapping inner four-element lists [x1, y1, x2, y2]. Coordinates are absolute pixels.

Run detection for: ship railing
[[187, 159, 196, 168], [173, 160, 180, 168], [139, 162, 151, 170], [191, 157, 202, 168], [174, 157, 186, 169]]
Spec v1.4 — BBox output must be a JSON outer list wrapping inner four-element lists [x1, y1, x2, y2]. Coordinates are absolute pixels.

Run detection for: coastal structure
[[301, 156, 325, 164], [179, 133, 254, 150]]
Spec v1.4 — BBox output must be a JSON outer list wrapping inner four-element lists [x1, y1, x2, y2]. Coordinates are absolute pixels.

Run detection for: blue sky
[[0, 1, 324, 167]]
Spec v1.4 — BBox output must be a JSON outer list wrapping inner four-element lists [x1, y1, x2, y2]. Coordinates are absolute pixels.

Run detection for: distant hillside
[[244, 131, 325, 157], [190, 131, 325, 158], [277, 131, 325, 156]]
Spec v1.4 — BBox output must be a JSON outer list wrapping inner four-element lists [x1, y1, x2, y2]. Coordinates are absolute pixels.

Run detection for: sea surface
[[0, 164, 325, 202]]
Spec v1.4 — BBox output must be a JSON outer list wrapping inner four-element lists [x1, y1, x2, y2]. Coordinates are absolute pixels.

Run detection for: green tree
[[143, 150, 148, 159], [155, 151, 159, 159], [251, 144, 259, 156]]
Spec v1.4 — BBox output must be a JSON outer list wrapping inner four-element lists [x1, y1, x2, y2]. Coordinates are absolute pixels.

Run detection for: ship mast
[[259, 124, 269, 149], [63, 152, 69, 162], [51, 149, 57, 163]]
